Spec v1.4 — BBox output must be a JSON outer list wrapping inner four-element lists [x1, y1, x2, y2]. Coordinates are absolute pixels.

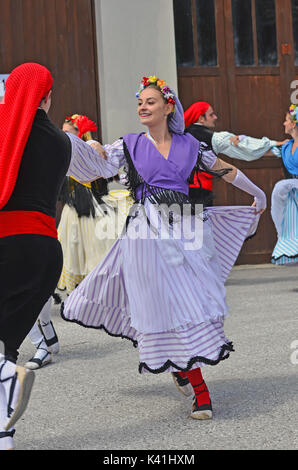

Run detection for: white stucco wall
[[93, 0, 178, 143]]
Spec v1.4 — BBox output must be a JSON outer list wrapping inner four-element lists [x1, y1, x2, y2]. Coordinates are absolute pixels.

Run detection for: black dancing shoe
[[25, 346, 52, 370], [190, 395, 213, 420], [171, 372, 193, 397]]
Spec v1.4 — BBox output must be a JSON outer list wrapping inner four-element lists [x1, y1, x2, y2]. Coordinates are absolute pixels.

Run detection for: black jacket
[[185, 124, 214, 151], [1, 109, 71, 218]]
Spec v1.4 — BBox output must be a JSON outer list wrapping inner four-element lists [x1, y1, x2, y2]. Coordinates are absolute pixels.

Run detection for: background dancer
[[25, 114, 132, 370], [58, 114, 133, 294], [270, 104, 298, 265], [61, 76, 266, 421], [184, 101, 287, 163]]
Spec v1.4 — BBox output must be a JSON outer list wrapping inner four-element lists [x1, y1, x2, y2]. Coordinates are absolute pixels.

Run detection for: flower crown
[[136, 76, 176, 107], [289, 104, 298, 123]]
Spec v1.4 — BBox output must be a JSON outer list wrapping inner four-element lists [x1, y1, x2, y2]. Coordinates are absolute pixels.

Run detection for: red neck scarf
[[184, 101, 210, 128], [0, 63, 53, 209]]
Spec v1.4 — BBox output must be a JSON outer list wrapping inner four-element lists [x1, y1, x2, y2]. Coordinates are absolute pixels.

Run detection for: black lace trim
[[139, 342, 235, 375], [61, 303, 234, 374], [271, 253, 298, 261], [60, 302, 138, 348]]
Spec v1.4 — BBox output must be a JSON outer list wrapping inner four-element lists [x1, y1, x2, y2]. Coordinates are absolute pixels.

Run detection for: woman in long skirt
[[61, 76, 266, 420], [270, 105, 298, 265]]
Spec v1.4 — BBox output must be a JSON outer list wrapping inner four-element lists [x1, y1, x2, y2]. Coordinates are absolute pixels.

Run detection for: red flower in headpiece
[[75, 115, 98, 139], [142, 76, 150, 86]]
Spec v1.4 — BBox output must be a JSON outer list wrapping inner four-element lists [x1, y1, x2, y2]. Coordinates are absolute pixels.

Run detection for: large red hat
[[0, 63, 53, 209], [184, 101, 210, 128]]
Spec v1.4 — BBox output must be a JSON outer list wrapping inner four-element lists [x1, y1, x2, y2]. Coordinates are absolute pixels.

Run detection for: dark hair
[[39, 88, 52, 107]]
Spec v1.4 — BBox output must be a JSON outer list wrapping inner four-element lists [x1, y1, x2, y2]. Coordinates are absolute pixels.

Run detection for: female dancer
[[271, 104, 298, 265], [61, 76, 266, 420]]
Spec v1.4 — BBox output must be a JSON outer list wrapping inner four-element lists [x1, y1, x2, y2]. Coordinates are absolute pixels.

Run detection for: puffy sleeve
[[200, 142, 217, 169], [212, 131, 276, 161], [66, 133, 126, 183]]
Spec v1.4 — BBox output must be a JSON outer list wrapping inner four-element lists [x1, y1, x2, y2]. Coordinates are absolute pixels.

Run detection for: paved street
[[15, 264, 298, 450]]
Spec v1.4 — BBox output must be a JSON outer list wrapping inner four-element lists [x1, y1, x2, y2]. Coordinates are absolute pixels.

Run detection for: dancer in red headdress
[[184, 102, 216, 206], [0, 63, 72, 449], [184, 101, 288, 207]]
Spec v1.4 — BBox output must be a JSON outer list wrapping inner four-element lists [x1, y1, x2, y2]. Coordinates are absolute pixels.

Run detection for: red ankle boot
[[186, 368, 212, 420]]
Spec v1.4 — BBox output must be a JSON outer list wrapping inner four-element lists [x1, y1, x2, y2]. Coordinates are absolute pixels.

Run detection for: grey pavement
[[15, 263, 298, 450]]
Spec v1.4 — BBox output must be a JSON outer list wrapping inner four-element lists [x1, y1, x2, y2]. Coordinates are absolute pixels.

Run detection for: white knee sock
[[39, 297, 52, 325], [0, 379, 7, 428], [0, 360, 17, 441], [28, 323, 44, 348], [0, 381, 14, 450], [28, 297, 52, 348]]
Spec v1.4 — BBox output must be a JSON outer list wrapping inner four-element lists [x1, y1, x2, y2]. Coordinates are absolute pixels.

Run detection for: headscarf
[[0, 63, 53, 209], [168, 90, 185, 135], [64, 114, 97, 140], [184, 101, 210, 128]]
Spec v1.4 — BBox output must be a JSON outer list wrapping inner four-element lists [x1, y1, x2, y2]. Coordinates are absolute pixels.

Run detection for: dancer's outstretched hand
[[89, 141, 107, 159], [251, 200, 265, 214], [275, 139, 290, 146], [230, 135, 240, 146]]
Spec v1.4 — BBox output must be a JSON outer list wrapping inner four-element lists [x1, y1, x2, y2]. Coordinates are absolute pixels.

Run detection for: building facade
[[1, 0, 297, 263]]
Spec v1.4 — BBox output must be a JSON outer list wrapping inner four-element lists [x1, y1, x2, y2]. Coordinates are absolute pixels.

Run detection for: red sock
[[185, 368, 211, 406], [177, 371, 188, 379]]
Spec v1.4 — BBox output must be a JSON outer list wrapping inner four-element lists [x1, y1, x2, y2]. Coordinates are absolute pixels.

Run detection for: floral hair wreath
[[289, 104, 298, 124], [136, 76, 176, 108]]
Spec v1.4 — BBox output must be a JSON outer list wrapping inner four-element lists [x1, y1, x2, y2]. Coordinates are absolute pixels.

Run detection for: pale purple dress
[[62, 132, 259, 374]]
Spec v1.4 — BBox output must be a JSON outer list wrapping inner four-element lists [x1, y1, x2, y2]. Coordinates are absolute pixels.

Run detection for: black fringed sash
[[59, 177, 109, 218]]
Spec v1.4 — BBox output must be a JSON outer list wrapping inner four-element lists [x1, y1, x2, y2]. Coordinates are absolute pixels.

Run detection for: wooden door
[[174, 0, 297, 264], [0, 0, 101, 138], [173, 0, 231, 130]]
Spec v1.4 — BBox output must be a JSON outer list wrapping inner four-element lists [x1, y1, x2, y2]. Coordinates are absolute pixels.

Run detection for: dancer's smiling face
[[137, 86, 173, 128], [283, 113, 298, 136]]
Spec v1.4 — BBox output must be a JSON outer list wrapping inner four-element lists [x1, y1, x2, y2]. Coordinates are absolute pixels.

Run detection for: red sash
[[0, 211, 57, 239]]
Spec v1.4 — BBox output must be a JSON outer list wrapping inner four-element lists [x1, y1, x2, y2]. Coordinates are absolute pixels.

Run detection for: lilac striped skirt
[[62, 205, 259, 373]]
